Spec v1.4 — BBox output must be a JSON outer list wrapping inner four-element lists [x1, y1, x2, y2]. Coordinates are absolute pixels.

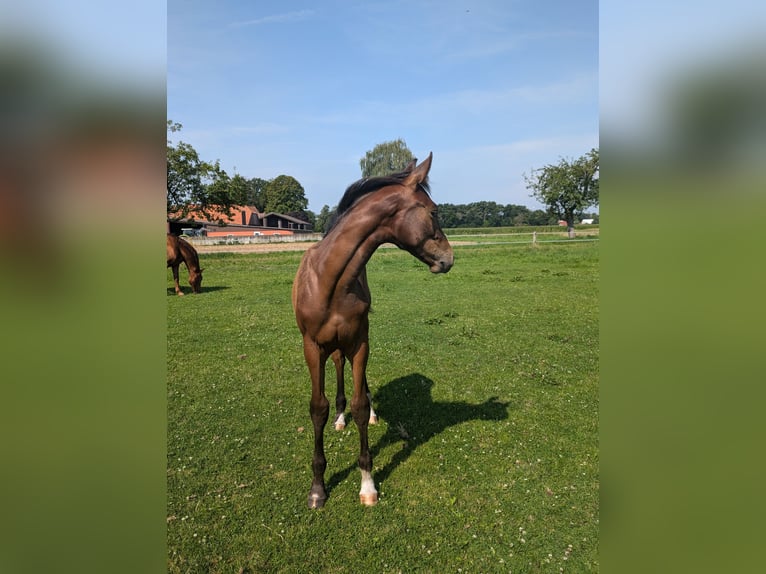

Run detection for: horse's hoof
[[369, 414, 378, 425], [334, 421, 346, 431], [359, 492, 378, 506], [308, 492, 327, 509]]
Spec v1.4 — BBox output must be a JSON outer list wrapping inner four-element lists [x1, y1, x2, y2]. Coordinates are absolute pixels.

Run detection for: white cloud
[[306, 74, 596, 129], [230, 9, 315, 28]]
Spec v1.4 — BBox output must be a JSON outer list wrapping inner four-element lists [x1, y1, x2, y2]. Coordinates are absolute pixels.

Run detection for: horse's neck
[[180, 243, 199, 271], [316, 207, 391, 294]]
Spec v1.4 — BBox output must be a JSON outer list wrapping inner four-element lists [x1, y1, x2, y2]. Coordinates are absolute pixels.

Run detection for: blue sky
[[168, 0, 598, 212]]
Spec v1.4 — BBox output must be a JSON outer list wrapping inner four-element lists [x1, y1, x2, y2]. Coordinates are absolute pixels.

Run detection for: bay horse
[[167, 233, 203, 295], [292, 153, 454, 508]]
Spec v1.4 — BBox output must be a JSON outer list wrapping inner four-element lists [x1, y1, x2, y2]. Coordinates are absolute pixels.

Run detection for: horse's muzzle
[[429, 253, 454, 274]]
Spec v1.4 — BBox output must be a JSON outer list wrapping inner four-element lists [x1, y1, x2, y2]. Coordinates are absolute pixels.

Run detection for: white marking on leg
[[367, 392, 378, 425], [333, 412, 346, 431], [359, 470, 378, 506]]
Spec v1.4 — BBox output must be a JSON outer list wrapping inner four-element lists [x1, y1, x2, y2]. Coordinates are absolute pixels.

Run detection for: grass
[[168, 241, 599, 573]]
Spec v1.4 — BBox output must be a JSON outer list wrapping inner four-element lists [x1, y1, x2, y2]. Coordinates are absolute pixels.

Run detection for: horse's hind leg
[[364, 374, 378, 425], [333, 353, 376, 428], [331, 350, 347, 430]]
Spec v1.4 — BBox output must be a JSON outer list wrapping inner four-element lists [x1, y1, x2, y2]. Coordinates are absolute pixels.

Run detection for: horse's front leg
[[304, 341, 329, 509], [331, 350, 347, 430], [350, 341, 378, 506], [171, 264, 184, 296]]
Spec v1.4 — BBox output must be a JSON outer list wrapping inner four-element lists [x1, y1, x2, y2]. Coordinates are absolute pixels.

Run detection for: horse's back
[[167, 233, 180, 266]]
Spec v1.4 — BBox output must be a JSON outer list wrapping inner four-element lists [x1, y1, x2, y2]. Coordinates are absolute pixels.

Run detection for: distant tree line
[[439, 202, 555, 228], [312, 201, 597, 233]]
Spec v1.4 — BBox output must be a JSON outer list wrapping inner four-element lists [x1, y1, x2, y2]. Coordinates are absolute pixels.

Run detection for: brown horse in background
[[292, 153, 454, 508], [167, 233, 203, 295]]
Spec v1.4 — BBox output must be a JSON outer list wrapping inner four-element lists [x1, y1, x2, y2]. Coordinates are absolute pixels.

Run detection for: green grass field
[[168, 241, 599, 573]]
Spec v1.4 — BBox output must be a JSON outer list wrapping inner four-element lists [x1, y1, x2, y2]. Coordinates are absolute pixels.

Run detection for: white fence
[[185, 229, 599, 248], [187, 233, 325, 246], [447, 229, 600, 246]]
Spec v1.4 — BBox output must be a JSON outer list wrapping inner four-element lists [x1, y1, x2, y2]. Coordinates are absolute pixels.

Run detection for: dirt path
[[193, 242, 314, 254], [193, 241, 482, 254]]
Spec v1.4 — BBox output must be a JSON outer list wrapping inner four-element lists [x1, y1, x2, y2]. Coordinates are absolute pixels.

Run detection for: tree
[[227, 174, 251, 206], [167, 120, 232, 221], [314, 205, 336, 233], [263, 175, 308, 213], [504, 204, 531, 226], [437, 203, 460, 228], [246, 177, 269, 211], [528, 209, 556, 226], [525, 149, 599, 238], [204, 171, 234, 222], [360, 139, 415, 177]]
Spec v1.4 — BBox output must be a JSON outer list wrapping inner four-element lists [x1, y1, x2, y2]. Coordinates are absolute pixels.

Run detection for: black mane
[[326, 164, 430, 233]]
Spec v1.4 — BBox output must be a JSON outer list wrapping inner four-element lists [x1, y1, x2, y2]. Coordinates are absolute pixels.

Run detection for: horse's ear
[[403, 158, 417, 172], [404, 152, 432, 187]]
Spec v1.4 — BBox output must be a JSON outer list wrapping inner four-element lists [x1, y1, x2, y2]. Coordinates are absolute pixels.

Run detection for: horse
[[167, 233, 203, 295], [292, 153, 454, 508]]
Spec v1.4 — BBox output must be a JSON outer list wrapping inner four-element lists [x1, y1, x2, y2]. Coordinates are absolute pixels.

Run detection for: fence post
[[532, 231, 537, 245]]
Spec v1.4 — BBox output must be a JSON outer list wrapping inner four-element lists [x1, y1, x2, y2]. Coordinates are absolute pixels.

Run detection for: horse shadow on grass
[[166, 285, 230, 296], [326, 373, 510, 495]]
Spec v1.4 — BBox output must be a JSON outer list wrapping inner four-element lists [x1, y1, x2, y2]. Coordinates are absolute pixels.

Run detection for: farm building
[[168, 205, 313, 237]]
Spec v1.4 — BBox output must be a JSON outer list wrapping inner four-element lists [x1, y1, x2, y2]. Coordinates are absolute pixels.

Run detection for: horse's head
[[390, 153, 454, 274], [189, 267, 203, 293]]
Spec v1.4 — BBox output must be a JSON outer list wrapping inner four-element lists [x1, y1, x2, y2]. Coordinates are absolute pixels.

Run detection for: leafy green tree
[[528, 209, 556, 226], [437, 203, 459, 229], [246, 177, 269, 211], [470, 201, 506, 227], [217, 173, 268, 211], [504, 204, 531, 226], [360, 139, 415, 177], [314, 204, 336, 233], [167, 120, 232, 220], [204, 171, 234, 222], [263, 175, 308, 213], [227, 173, 251, 206], [525, 149, 599, 238]]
